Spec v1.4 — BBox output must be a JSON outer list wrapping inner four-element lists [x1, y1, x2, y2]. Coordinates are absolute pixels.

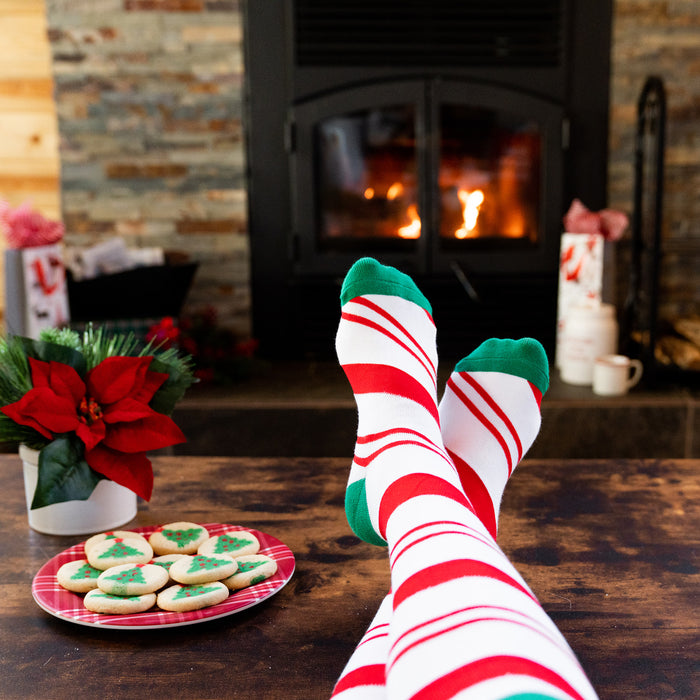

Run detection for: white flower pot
[[20, 445, 138, 536]]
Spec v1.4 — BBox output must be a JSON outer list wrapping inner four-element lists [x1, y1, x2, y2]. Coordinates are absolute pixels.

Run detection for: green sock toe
[[340, 257, 432, 315], [454, 337, 550, 395], [345, 479, 387, 546]]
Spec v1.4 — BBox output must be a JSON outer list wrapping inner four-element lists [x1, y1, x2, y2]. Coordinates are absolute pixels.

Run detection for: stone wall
[[42, 0, 699, 341], [45, 0, 250, 336]]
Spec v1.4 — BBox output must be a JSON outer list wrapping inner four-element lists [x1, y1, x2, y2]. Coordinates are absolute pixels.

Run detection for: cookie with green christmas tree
[[157, 582, 229, 612], [148, 521, 209, 555], [222, 555, 277, 591], [86, 536, 154, 570], [97, 563, 169, 596], [56, 559, 102, 593], [83, 530, 148, 557], [169, 553, 239, 584], [84, 589, 157, 614], [151, 554, 188, 584], [198, 530, 260, 558]]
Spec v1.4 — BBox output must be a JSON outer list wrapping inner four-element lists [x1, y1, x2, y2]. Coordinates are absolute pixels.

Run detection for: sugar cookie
[[97, 563, 169, 596], [169, 554, 238, 584], [83, 589, 156, 614], [222, 554, 278, 591], [148, 522, 209, 555], [156, 582, 229, 612], [56, 559, 102, 593], [197, 530, 260, 558], [84, 530, 147, 556], [150, 554, 188, 583], [87, 536, 154, 570]]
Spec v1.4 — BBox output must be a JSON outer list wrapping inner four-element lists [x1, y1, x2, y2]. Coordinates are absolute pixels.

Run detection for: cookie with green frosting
[[148, 522, 209, 555], [157, 582, 229, 612], [222, 555, 277, 591], [83, 589, 157, 614], [56, 559, 102, 593], [86, 536, 154, 570], [169, 554, 239, 584], [97, 563, 169, 596], [83, 530, 148, 557], [198, 530, 260, 558], [150, 554, 188, 584]]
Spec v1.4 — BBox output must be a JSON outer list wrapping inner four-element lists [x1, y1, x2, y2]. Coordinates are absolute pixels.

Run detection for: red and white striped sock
[[336, 257, 450, 548], [333, 339, 549, 698], [333, 258, 598, 700], [439, 337, 549, 539]]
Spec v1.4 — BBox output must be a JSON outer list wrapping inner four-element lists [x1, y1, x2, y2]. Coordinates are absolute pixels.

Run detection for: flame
[[455, 189, 484, 239], [386, 182, 404, 200], [398, 204, 421, 239], [364, 187, 375, 199]]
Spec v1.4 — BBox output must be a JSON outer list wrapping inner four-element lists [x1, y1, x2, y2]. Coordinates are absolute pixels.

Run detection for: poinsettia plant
[[0, 325, 196, 508]]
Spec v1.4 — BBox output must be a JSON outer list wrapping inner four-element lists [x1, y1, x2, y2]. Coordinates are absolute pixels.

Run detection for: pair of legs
[[331, 258, 598, 699]]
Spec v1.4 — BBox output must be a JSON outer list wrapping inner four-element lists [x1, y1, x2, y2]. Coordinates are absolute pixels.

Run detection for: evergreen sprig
[[0, 324, 196, 443]]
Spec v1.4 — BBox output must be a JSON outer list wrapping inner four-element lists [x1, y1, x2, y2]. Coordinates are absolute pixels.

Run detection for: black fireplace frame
[[244, 0, 612, 358]]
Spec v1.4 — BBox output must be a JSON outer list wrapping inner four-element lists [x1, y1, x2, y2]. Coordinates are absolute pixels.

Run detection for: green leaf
[[18, 336, 87, 376], [31, 435, 103, 509], [148, 354, 197, 415]]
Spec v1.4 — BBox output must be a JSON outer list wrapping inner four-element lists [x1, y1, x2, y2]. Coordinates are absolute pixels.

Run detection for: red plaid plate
[[32, 523, 295, 629]]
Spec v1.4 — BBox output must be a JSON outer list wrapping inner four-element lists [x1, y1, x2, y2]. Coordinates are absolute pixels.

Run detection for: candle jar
[[559, 303, 618, 385]]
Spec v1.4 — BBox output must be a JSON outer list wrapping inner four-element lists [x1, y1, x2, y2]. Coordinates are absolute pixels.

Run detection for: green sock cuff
[[454, 337, 550, 395], [345, 479, 387, 547], [340, 257, 432, 316]]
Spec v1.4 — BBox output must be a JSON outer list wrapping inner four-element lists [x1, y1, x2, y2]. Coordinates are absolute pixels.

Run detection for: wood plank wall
[[0, 0, 61, 322]]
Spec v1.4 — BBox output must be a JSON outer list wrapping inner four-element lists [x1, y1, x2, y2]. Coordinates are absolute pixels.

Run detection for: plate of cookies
[[32, 522, 295, 629]]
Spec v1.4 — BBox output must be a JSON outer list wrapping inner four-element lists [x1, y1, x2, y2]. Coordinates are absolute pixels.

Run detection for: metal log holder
[[622, 76, 666, 382]]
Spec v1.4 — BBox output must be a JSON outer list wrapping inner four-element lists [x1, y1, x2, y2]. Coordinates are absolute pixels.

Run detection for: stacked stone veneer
[[45, 0, 249, 335], [45, 1, 699, 341]]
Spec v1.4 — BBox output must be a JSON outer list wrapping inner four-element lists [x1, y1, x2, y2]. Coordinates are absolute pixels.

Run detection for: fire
[[363, 187, 375, 199], [386, 182, 404, 200], [398, 203, 421, 239], [454, 189, 484, 239]]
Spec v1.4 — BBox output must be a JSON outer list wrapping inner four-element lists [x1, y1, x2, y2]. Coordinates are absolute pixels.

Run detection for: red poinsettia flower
[[1, 355, 185, 500]]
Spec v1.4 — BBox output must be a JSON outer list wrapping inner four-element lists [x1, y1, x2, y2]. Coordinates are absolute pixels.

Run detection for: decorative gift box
[[555, 232, 604, 367]]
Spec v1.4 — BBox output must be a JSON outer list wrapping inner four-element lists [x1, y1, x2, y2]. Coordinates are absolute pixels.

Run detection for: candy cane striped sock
[[336, 257, 452, 547], [333, 339, 549, 698], [335, 259, 598, 700], [439, 337, 549, 540]]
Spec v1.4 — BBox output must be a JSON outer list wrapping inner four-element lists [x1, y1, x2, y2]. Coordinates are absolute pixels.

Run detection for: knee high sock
[[333, 338, 548, 698], [333, 258, 598, 700]]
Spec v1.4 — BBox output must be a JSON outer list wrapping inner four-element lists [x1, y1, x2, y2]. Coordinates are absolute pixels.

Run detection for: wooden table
[[1, 456, 698, 699]]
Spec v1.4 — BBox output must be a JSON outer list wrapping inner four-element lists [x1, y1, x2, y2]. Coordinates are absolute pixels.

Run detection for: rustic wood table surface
[[1, 455, 698, 699]]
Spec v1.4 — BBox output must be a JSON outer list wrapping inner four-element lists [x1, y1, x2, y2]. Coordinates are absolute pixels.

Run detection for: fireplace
[[244, 1, 612, 358]]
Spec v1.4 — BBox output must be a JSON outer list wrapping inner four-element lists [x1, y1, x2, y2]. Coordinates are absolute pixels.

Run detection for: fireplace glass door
[[438, 104, 541, 246], [316, 104, 420, 245], [293, 79, 562, 275]]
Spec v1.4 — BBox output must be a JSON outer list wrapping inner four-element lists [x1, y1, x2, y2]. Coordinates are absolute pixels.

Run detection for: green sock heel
[[345, 480, 387, 547]]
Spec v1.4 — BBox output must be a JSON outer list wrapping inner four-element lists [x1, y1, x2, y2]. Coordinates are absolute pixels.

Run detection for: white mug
[[592, 354, 643, 396]]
